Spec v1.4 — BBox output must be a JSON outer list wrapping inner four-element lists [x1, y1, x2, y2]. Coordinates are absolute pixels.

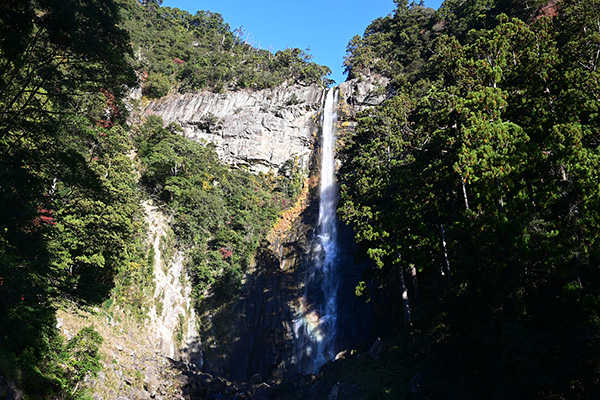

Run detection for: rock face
[[144, 200, 202, 368], [196, 171, 321, 385], [143, 75, 389, 175], [144, 84, 324, 173], [336, 75, 390, 143], [338, 75, 390, 110]]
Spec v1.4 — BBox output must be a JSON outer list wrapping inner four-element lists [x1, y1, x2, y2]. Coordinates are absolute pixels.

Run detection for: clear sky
[[160, 0, 444, 85]]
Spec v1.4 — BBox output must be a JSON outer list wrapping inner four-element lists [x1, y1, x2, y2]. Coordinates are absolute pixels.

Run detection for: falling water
[[293, 88, 340, 373]]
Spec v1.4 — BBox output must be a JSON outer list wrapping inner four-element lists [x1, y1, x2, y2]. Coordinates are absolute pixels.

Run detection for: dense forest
[[336, 0, 600, 398], [1, 0, 600, 398], [0, 0, 317, 398], [117, 0, 332, 94]]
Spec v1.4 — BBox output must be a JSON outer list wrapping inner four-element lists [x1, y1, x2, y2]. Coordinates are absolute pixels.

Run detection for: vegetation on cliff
[[117, 0, 332, 95], [135, 115, 303, 302], [338, 0, 600, 398]]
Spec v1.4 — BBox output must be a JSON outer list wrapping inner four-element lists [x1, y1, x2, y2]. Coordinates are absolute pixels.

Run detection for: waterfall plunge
[[294, 88, 340, 373]]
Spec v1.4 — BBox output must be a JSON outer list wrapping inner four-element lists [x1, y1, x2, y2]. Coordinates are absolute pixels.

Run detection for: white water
[[293, 88, 340, 373]]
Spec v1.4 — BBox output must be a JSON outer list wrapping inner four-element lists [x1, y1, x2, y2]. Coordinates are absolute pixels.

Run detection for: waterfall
[[293, 88, 340, 373]]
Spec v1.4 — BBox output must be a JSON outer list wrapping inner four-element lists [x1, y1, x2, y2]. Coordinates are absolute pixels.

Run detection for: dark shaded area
[[170, 194, 382, 400], [198, 157, 321, 383], [337, 0, 600, 398]]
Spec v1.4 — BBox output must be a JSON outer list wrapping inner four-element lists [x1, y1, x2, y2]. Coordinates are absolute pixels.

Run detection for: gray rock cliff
[[339, 75, 390, 110], [143, 76, 389, 174], [144, 84, 324, 174]]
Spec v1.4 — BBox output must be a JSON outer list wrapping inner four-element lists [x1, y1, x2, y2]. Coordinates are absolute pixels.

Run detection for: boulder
[[250, 382, 270, 398], [335, 350, 349, 361], [208, 377, 228, 393], [248, 373, 262, 386], [328, 382, 341, 400]]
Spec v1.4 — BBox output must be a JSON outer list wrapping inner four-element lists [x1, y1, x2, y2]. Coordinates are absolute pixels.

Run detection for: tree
[[0, 0, 138, 397], [338, 3, 600, 396], [344, 1, 437, 87]]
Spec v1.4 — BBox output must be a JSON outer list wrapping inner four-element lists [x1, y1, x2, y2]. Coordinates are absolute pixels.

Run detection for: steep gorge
[[165, 77, 387, 381]]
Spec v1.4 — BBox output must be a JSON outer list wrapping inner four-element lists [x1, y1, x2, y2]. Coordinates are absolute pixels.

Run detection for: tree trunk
[[440, 224, 452, 284], [410, 263, 419, 300], [461, 176, 470, 210], [397, 261, 412, 327]]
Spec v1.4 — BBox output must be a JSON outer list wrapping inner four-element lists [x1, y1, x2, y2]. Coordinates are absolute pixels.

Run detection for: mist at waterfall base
[[292, 88, 343, 373]]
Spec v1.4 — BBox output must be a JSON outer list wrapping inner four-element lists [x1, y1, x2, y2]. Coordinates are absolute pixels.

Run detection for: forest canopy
[[338, 0, 600, 397], [116, 0, 332, 94]]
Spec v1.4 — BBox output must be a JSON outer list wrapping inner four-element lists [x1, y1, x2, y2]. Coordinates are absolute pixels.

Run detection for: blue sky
[[160, 0, 444, 85]]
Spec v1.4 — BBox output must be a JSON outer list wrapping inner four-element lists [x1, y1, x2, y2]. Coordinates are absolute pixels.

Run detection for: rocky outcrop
[[336, 75, 390, 146], [338, 75, 390, 110], [144, 200, 201, 367], [142, 76, 389, 175], [144, 84, 324, 174]]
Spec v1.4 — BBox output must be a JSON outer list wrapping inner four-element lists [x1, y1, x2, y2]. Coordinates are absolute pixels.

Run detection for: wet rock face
[[143, 200, 201, 367], [144, 84, 324, 174], [198, 176, 321, 385]]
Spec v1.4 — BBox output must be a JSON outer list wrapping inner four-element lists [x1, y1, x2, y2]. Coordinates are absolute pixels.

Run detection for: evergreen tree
[[339, 1, 600, 397]]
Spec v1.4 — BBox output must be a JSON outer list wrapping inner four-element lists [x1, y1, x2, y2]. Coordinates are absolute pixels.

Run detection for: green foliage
[[344, 2, 437, 89], [63, 327, 104, 387], [344, 0, 554, 92], [136, 116, 298, 304], [116, 0, 332, 93], [11, 324, 103, 400], [340, 1, 600, 397], [174, 314, 185, 345], [143, 72, 171, 98], [354, 281, 370, 302], [277, 157, 306, 200], [0, 0, 144, 397]]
